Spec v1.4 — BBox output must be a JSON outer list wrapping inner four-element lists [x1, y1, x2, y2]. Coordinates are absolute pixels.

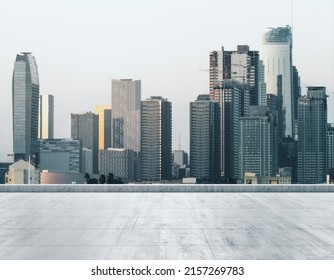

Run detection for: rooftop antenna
[[178, 133, 181, 150]]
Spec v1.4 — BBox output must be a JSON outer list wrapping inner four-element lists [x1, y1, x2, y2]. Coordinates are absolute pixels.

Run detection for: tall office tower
[[111, 79, 141, 152], [38, 94, 54, 139], [190, 95, 220, 183], [71, 112, 99, 174], [141, 96, 172, 181], [94, 105, 112, 150], [261, 26, 294, 137], [327, 124, 334, 172], [38, 138, 82, 173], [219, 80, 245, 183], [297, 87, 327, 183], [292, 66, 301, 133], [209, 45, 262, 106], [240, 106, 277, 179], [12, 52, 39, 161]]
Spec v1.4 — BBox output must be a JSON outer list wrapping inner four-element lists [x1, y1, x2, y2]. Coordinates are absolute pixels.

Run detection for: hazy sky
[[0, 0, 333, 161]]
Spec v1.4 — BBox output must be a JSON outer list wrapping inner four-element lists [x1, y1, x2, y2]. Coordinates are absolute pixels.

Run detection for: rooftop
[[1, 190, 334, 259]]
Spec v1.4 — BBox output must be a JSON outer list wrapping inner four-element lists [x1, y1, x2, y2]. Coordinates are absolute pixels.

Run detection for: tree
[[99, 174, 106, 184], [107, 173, 114, 184], [90, 178, 98, 184], [84, 173, 90, 184]]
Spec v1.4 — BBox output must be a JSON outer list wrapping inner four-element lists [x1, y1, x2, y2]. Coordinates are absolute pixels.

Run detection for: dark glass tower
[[190, 95, 220, 183], [297, 87, 327, 183], [12, 52, 39, 162]]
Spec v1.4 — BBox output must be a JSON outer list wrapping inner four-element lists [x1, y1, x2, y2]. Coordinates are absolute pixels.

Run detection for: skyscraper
[[209, 45, 264, 106], [71, 112, 99, 174], [94, 105, 112, 150], [190, 95, 220, 183], [141, 96, 172, 181], [240, 106, 277, 178], [12, 52, 39, 161], [215, 80, 247, 183], [327, 124, 334, 172], [297, 87, 327, 183], [111, 79, 141, 152], [38, 94, 54, 139], [260, 26, 293, 136]]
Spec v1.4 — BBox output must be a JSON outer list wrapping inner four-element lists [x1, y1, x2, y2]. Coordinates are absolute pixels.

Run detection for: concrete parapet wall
[[0, 184, 333, 192]]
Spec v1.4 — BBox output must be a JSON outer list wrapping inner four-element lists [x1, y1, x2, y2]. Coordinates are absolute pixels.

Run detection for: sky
[[0, 0, 333, 161]]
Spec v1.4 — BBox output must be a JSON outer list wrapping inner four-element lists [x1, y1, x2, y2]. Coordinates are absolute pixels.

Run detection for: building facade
[[297, 87, 327, 183], [260, 26, 294, 137], [240, 106, 277, 179], [190, 95, 220, 183], [94, 105, 112, 150], [99, 148, 134, 182], [71, 112, 99, 174], [111, 79, 141, 152], [220, 80, 246, 183], [141, 96, 172, 181], [327, 123, 334, 172], [5, 160, 39, 184], [38, 138, 82, 173], [38, 94, 54, 139], [12, 52, 39, 161], [209, 45, 264, 106]]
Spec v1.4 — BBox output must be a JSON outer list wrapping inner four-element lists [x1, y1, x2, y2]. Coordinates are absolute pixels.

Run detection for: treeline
[[84, 173, 124, 184]]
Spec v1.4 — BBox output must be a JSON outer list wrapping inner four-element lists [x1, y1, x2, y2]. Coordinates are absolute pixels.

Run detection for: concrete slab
[[1, 192, 334, 259]]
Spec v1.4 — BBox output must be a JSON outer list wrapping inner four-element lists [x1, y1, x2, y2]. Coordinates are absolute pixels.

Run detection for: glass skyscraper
[[260, 26, 293, 137], [297, 87, 327, 183], [12, 52, 39, 161], [190, 95, 220, 183]]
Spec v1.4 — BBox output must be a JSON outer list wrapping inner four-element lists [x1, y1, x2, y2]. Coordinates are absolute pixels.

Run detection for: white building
[[260, 26, 293, 137], [5, 160, 39, 184]]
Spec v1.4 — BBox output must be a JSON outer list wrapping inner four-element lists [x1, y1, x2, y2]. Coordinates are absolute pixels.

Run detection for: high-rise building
[[38, 138, 82, 173], [209, 45, 264, 106], [297, 87, 327, 183], [327, 124, 334, 172], [217, 80, 246, 183], [12, 52, 39, 161], [240, 106, 277, 179], [190, 95, 220, 183], [292, 66, 301, 133], [38, 94, 54, 139], [111, 79, 141, 152], [94, 105, 112, 150], [260, 26, 294, 137], [71, 112, 99, 174], [141, 96, 172, 181]]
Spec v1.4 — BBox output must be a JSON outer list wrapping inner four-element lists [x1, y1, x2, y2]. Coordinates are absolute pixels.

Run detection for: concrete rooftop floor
[[1, 192, 334, 260]]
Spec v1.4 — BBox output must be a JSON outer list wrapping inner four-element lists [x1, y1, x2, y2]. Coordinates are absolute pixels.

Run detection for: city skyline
[[1, 0, 334, 161]]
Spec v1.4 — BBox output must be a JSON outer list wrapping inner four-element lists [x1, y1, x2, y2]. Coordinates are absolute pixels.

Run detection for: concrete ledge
[[0, 184, 334, 192]]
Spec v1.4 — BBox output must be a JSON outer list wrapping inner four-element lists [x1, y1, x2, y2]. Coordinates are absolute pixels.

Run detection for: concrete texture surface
[[1, 192, 334, 259]]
